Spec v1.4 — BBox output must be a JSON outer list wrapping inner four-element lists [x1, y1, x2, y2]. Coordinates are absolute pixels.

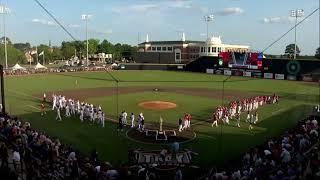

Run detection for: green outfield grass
[[3, 70, 319, 166]]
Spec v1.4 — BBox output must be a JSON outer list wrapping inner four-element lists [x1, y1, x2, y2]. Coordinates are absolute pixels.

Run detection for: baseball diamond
[[3, 70, 318, 168]]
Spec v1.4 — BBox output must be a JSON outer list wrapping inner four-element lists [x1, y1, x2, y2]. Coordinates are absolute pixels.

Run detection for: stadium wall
[[120, 63, 185, 71], [185, 57, 320, 81]]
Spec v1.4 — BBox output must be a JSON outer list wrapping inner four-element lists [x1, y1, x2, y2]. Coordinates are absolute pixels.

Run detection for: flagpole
[[36, 46, 39, 64]]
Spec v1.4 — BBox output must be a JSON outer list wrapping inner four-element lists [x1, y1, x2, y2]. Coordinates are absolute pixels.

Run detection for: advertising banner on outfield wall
[[287, 75, 297, 81], [243, 71, 252, 77], [264, 73, 274, 79], [275, 74, 285, 80], [215, 70, 222, 75], [206, 69, 214, 74], [224, 70, 232, 76]]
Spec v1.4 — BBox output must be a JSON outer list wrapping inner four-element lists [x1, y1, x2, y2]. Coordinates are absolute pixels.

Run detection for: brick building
[[136, 33, 250, 64]]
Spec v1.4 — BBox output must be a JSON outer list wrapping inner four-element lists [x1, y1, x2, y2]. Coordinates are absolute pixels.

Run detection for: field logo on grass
[[133, 150, 198, 169]]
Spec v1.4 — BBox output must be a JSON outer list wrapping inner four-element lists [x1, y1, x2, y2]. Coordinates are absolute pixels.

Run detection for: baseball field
[[4, 70, 319, 167]]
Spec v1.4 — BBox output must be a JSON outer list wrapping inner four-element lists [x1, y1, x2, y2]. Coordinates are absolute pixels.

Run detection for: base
[[156, 131, 167, 141]]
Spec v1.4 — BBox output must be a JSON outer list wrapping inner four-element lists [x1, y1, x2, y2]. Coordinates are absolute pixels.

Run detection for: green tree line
[[0, 37, 138, 66]]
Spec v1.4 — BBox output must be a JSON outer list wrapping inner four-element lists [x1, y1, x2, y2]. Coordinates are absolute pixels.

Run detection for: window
[[147, 47, 151, 51], [175, 52, 181, 62], [162, 47, 167, 51], [152, 47, 156, 51], [157, 47, 161, 51], [208, 47, 211, 53], [212, 47, 217, 53], [218, 47, 221, 52], [168, 47, 173, 51], [176, 53, 181, 59], [200, 47, 203, 52]]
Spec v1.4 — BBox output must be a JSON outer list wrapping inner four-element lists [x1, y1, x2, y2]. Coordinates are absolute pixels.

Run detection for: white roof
[[35, 63, 47, 69], [12, 63, 26, 70], [207, 36, 222, 45]]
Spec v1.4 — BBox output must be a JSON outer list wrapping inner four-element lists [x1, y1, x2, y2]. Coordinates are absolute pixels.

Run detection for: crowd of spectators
[[3, 66, 110, 76], [0, 106, 319, 180], [200, 114, 320, 180], [0, 115, 134, 180]]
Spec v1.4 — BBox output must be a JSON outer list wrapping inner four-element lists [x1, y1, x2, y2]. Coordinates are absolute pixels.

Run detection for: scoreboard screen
[[219, 52, 263, 70]]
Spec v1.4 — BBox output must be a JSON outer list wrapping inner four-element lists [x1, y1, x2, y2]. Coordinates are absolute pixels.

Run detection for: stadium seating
[[199, 112, 320, 180], [0, 115, 132, 180]]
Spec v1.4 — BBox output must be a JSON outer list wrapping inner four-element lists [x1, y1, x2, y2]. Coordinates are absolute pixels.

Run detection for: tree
[[61, 41, 76, 59], [121, 44, 137, 60], [316, 47, 320, 59], [13, 43, 31, 52], [51, 47, 63, 61], [87, 39, 99, 55], [0, 44, 27, 65], [285, 44, 301, 58], [98, 40, 113, 54], [0, 36, 12, 45]]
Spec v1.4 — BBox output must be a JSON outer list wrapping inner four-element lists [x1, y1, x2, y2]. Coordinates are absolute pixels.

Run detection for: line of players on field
[[211, 94, 279, 130], [51, 94, 106, 127]]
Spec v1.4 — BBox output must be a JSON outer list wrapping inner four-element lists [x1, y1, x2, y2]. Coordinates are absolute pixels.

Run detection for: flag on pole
[[39, 51, 44, 56], [30, 49, 37, 55]]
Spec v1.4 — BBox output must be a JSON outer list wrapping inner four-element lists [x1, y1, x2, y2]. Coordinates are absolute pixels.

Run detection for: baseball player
[[70, 100, 75, 115], [182, 114, 188, 130], [249, 114, 254, 130], [56, 105, 62, 121], [246, 111, 250, 123], [43, 93, 46, 103], [122, 111, 128, 126], [254, 112, 258, 124], [40, 103, 46, 116], [65, 104, 71, 118], [236, 113, 240, 128], [80, 106, 84, 122], [187, 114, 192, 128], [130, 113, 135, 128], [178, 118, 183, 132], [211, 113, 218, 127], [52, 94, 57, 110], [101, 112, 105, 128]]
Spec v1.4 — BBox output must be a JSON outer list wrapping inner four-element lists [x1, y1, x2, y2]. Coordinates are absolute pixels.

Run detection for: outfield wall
[[118, 63, 186, 71], [185, 57, 320, 82]]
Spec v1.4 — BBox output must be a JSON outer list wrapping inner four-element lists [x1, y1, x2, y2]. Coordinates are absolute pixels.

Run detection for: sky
[[1, 0, 319, 55]]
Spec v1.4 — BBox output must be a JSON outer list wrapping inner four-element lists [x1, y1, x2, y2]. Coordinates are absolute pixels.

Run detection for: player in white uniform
[[56, 106, 62, 121], [52, 95, 57, 110], [246, 111, 250, 123], [130, 113, 135, 128], [77, 101, 81, 114], [101, 113, 105, 128], [71, 100, 75, 115], [122, 111, 128, 126], [236, 113, 241, 128], [254, 112, 258, 124], [65, 104, 71, 117], [80, 106, 84, 122]]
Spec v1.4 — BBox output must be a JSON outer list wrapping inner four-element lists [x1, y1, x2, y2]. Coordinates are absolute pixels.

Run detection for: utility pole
[[0, 5, 10, 69], [81, 14, 92, 66], [290, 9, 304, 60], [204, 14, 214, 56]]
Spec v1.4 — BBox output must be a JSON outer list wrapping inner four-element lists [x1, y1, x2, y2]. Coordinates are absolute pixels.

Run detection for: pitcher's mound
[[138, 101, 177, 110]]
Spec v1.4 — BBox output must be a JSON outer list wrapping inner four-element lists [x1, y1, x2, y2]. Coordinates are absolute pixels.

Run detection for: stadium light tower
[[204, 14, 214, 56], [0, 5, 10, 69], [290, 9, 304, 60], [81, 14, 92, 66]]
